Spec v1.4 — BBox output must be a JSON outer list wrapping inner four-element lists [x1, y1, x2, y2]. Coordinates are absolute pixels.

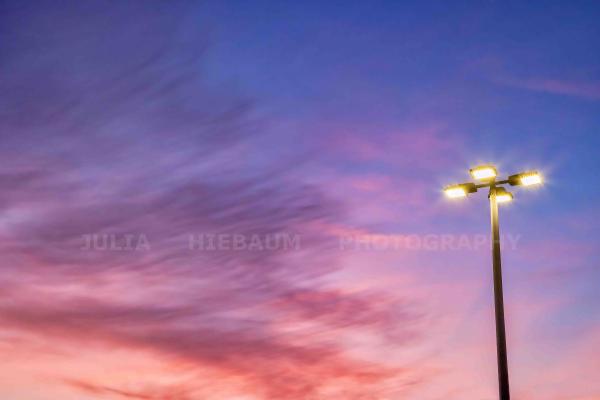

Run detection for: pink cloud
[[498, 77, 600, 100], [323, 122, 461, 169]]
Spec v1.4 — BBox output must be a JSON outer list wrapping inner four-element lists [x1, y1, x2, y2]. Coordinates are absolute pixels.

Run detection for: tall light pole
[[444, 166, 542, 400]]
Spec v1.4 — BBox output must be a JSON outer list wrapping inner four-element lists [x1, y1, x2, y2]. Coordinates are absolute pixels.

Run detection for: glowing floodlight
[[444, 183, 477, 198], [445, 185, 467, 198], [508, 171, 542, 187], [470, 165, 498, 181], [495, 187, 513, 203]]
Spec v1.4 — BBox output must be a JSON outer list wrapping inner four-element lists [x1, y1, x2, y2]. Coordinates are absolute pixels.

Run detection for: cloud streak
[[497, 77, 600, 100]]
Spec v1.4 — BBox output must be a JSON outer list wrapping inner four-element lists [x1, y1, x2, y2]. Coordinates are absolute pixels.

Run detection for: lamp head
[[470, 165, 497, 181], [494, 187, 514, 203], [444, 183, 477, 199], [508, 171, 542, 187]]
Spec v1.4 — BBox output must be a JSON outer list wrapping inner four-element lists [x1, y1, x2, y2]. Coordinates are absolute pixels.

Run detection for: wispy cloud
[[497, 77, 600, 100], [0, 2, 430, 399]]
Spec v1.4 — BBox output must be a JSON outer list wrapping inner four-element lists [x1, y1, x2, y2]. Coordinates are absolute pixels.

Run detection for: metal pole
[[489, 186, 510, 400]]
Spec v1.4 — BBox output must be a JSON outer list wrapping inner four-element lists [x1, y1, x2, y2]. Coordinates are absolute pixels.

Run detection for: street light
[[443, 166, 542, 400]]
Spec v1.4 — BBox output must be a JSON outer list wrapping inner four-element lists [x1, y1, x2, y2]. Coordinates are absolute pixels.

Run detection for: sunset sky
[[1, 1, 599, 399]]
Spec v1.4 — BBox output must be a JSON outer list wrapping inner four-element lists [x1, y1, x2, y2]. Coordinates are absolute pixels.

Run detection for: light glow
[[509, 170, 543, 187], [470, 165, 497, 180], [444, 186, 467, 198], [520, 173, 542, 186], [496, 193, 513, 203], [495, 187, 513, 203]]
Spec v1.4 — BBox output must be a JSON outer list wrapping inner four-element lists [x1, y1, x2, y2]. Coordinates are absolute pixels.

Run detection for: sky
[[0, 1, 599, 399]]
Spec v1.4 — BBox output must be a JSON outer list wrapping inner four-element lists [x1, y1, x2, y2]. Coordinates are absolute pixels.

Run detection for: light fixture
[[470, 165, 498, 181], [508, 171, 542, 187], [444, 183, 477, 198], [445, 186, 467, 198], [494, 187, 513, 203]]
